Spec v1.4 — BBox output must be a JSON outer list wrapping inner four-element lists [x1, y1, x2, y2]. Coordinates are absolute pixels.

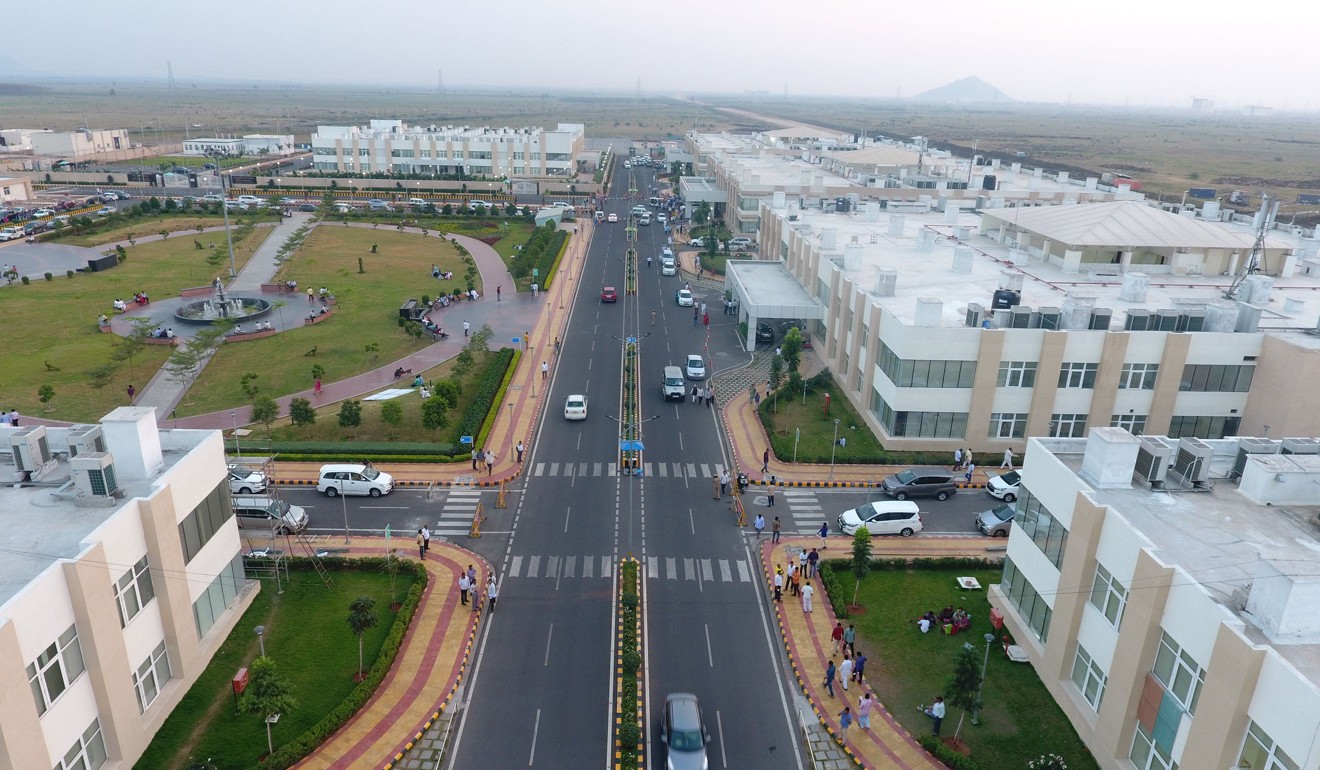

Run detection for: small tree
[[113, 318, 157, 382], [379, 400, 403, 428], [347, 595, 378, 681], [338, 399, 362, 428], [237, 656, 297, 756], [38, 384, 55, 412], [251, 395, 279, 435], [87, 363, 118, 393], [240, 372, 260, 399], [288, 397, 315, 426], [850, 528, 873, 608], [781, 327, 803, 374], [384, 549, 401, 610], [946, 643, 983, 742], [420, 395, 449, 430], [310, 363, 326, 383]]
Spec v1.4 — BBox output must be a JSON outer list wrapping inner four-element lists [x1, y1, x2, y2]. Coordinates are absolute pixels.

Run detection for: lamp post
[[254, 625, 266, 657], [230, 411, 240, 458], [971, 632, 996, 725], [340, 476, 350, 545], [829, 418, 840, 479], [211, 149, 237, 277], [793, 427, 801, 463]]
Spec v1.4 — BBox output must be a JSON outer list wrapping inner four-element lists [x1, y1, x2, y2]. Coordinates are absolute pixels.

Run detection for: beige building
[[0, 176, 34, 203], [726, 197, 1320, 452], [992, 429, 1320, 770], [26, 129, 132, 158], [0, 409, 256, 769]]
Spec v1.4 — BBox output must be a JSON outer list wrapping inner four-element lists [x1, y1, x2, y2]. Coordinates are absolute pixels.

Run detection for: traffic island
[[612, 557, 643, 769]]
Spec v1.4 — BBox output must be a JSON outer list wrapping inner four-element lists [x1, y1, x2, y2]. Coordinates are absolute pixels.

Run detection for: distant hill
[[913, 76, 1012, 103]]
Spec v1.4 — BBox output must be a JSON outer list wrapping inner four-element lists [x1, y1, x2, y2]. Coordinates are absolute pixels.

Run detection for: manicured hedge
[[536, 230, 569, 289], [918, 734, 989, 770], [225, 440, 448, 456], [453, 348, 517, 451], [255, 557, 427, 770], [473, 349, 521, 452]]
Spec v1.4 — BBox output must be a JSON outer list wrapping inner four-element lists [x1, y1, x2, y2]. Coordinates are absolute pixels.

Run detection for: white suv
[[317, 463, 395, 497]]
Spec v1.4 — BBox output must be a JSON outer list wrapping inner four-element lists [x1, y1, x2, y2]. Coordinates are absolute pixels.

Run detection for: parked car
[[880, 467, 957, 501], [231, 496, 308, 535], [728, 236, 754, 250], [298, 203, 318, 212], [837, 501, 923, 537], [986, 470, 1021, 502], [688, 237, 705, 248], [317, 463, 395, 497], [675, 289, 694, 307], [661, 693, 710, 770], [601, 286, 618, 303], [32, 209, 54, 218], [228, 464, 268, 494], [96, 207, 116, 216], [236, 195, 264, 205], [202, 194, 224, 203], [685, 354, 705, 380], [975, 503, 1015, 537], [756, 322, 775, 345], [564, 394, 588, 420]]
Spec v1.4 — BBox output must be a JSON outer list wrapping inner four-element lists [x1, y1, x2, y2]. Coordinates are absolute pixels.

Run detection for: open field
[[708, 96, 1320, 218]]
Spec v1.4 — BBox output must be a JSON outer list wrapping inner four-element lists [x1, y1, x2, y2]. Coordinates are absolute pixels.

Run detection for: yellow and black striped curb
[[613, 557, 644, 769], [759, 544, 865, 768], [381, 554, 491, 770]]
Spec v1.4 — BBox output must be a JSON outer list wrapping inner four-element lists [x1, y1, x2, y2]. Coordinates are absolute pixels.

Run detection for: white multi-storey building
[[0, 408, 256, 769], [182, 134, 296, 157], [724, 196, 1320, 451], [311, 119, 585, 177], [993, 429, 1320, 770]]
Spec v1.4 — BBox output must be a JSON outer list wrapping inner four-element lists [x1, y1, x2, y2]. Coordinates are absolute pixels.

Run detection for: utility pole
[[167, 61, 176, 94]]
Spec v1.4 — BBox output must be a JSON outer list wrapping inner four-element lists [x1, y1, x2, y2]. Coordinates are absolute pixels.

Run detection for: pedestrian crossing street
[[743, 488, 830, 535], [431, 487, 482, 537], [502, 554, 756, 583], [529, 461, 729, 479]]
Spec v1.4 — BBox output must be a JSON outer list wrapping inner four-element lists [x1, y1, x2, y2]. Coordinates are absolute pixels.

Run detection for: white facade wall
[[1247, 653, 1320, 767]]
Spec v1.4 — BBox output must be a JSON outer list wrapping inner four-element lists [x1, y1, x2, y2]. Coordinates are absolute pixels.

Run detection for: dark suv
[[755, 322, 775, 345], [881, 467, 958, 501]]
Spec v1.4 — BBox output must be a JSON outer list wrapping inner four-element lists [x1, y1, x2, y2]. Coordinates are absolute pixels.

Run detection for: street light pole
[[340, 477, 350, 544], [971, 632, 996, 725], [829, 418, 840, 479], [254, 625, 266, 657]]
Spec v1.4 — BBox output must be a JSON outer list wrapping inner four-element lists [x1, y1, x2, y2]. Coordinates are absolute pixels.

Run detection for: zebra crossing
[[529, 461, 728, 479], [431, 487, 483, 536], [502, 554, 754, 583], [740, 488, 828, 534]]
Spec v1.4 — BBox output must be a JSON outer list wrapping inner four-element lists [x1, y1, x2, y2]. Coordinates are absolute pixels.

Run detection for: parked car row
[[832, 465, 1023, 539]]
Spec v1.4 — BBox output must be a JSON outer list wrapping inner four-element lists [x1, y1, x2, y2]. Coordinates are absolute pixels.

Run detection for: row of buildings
[[688, 126, 1320, 769]]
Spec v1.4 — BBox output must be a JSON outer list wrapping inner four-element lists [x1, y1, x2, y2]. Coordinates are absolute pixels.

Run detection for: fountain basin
[[174, 297, 273, 325]]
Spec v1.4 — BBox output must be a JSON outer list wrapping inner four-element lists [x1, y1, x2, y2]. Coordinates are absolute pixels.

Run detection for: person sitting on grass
[[938, 605, 955, 625], [916, 611, 936, 634], [951, 607, 971, 633]]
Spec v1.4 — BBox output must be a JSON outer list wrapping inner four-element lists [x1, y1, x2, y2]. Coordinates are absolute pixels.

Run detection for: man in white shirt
[[920, 697, 946, 735]]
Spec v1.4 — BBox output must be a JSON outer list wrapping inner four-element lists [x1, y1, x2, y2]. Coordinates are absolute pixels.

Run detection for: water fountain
[[174, 279, 273, 325]]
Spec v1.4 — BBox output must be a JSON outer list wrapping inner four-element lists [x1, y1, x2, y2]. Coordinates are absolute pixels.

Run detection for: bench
[[304, 307, 336, 326], [143, 336, 179, 346], [226, 329, 277, 342]]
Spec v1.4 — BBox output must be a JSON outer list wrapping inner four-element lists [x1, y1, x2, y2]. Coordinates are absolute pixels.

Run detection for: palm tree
[[347, 595, 378, 681]]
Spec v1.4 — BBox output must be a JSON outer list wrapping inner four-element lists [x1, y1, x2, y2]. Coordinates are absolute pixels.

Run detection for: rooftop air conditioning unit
[[1280, 438, 1320, 455], [1124, 309, 1151, 331], [70, 452, 120, 500], [1089, 308, 1113, 330], [1232, 438, 1279, 481], [1036, 307, 1061, 330], [1134, 437, 1173, 488], [966, 303, 987, 328], [1171, 438, 1214, 486], [10, 426, 57, 482], [1154, 309, 1181, 331], [1177, 310, 1206, 332], [66, 425, 105, 458], [1010, 307, 1033, 328]]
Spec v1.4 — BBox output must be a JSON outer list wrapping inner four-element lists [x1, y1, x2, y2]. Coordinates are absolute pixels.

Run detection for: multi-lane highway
[[267, 159, 1007, 767]]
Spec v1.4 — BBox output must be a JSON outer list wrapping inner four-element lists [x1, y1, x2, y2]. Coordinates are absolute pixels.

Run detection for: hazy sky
[[4, 0, 1312, 108]]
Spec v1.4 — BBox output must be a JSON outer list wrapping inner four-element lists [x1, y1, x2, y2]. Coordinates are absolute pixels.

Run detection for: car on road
[[0, 227, 22, 241], [688, 237, 705, 248], [96, 206, 116, 216], [32, 209, 54, 218], [661, 258, 677, 276], [755, 322, 775, 345], [685, 354, 705, 380], [231, 495, 308, 535], [607, 212, 618, 223], [837, 500, 923, 537], [631, 205, 647, 216], [662, 366, 686, 400], [675, 289, 694, 307], [638, 213, 651, 226], [880, 467, 958, 501], [975, 503, 1015, 537], [728, 236, 754, 250], [563, 394, 588, 420], [228, 464, 269, 494], [986, 469, 1020, 502], [551, 201, 573, 210], [236, 195, 264, 206], [298, 203, 318, 212], [202, 194, 224, 203], [317, 463, 395, 498], [601, 286, 618, 303], [468, 199, 490, 211], [660, 693, 710, 770], [657, 213, 667, 224], [595, 210, 605, 222]]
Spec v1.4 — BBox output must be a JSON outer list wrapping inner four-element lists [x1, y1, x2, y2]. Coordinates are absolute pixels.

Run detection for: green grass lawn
[[135, 566, 414, 770], [839, 563, 1098, 770], [146, 154, 253, 170], [758, 384, 886, 465], [0, 224, 272, 423], [54, 213, 275, 248], [176, 227, 476, 416]]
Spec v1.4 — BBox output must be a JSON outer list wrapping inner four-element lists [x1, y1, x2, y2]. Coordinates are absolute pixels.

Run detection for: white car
[[564, 394, 588, 420], [227, 464, 268, 495], [986, 470, 1021, 502], [607, 213, 619, 223], [202, 194, 224, 203], [837, 501, 923, 537], [236, 195, 264, 205], [96, 207, 116, 216], [688, 237, 705, 248], [685, 355, 706, 380], [675, 289, 694, 307], [728, 236, 754, 250], [33, 209, 54, 218]]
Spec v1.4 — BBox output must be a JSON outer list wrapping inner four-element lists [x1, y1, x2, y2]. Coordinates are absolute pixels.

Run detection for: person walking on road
[[486, 576, 498, 612], [691, 385, 699, 404], [802, 581, 814, 613], [421, 525, 431, 555], [767, 484, 775, 507], [496, 285, 501, 301], [843, 624, 856, 656], [720, 470, 732, 496], [818, 521, 830, 549], [762, 448, 770, 473], [771, 516, 781, 543], [823, 660, 836, 698], [463, 320, 470, 337], [753, 513, 765, 537], [839, 706, 853, 739], [839, 654, 854, 691], [831, 622, 845, 653], [857, 693, 874, 729], [1002, 447, 1015, 468], [458, 572, 470, 605]]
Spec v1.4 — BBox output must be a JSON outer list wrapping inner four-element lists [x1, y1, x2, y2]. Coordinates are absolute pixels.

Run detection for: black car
[[756, 322, 775, 345], [298, 203, 317, 212]]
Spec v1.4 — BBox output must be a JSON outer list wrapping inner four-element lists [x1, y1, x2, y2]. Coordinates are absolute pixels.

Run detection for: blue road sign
[[512, 337, 521, 345], [460, 435, 474, 444]]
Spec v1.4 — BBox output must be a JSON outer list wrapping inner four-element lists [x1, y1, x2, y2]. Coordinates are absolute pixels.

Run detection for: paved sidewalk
[[289, 538, 487, 770], [759, 536, 999, 769]]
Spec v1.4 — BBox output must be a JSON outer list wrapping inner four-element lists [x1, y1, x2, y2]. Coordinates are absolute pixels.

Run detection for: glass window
[[1130, 721, 1178, 770], [179, 482, 233, 563], [1119, 363, 1159, 389], [26, 624, 86, 715], [990, 413, 1027, 439], [1089, 563, 1128, 628], [1168, 415, 1240, 439], [133, 641, 171, 713], [55, 717, 108, 770], [1153, 631, 1205, 714], [1050, 414, 1088, 438], [1180, 364, 1255, 392], [1238, 721, 1299, 770], [1070, 644, 1107, 711], [1111, 414, 1148, 434], [997, 361, 1038, 388], [1059, 362, 1098, 388], [114, 556, 155, 627], [1001, 557, 1052, 642]]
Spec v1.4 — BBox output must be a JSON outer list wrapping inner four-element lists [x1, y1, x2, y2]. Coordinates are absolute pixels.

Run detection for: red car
[[601, 286, 618, 303]]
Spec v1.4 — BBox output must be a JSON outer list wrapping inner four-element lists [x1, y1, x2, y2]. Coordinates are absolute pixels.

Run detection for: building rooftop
[[316, 120, 583, 142], [1043, 434, 1320, 680], [819, 145, 923, 168], [722, 155, 857, 192], [0, 412, 210, 608], [769, 201, 1320, 337]]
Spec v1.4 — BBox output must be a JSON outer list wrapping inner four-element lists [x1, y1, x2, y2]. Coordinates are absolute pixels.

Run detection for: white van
[[837, 500, 923, 537], [648, 196, 662, 208], [662, 366, 686, 400], [317, 463, 395, 498], [408, 197, 429, 207], [231, 496, 309, 534]]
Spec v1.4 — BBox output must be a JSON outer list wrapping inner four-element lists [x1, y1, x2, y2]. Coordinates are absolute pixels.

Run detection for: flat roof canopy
[[725, 259, 825, 320]]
